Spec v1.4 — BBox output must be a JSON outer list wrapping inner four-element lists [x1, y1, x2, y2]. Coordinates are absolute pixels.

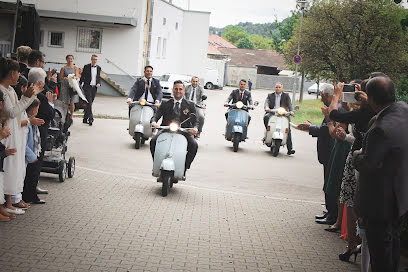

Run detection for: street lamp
[[292, 0, 309, 105]]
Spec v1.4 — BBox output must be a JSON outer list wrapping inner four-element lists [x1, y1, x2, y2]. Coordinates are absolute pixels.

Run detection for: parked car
[[307, 83, 331, 94], [201, 69, 219, 89], [159, 74, 191, 99]]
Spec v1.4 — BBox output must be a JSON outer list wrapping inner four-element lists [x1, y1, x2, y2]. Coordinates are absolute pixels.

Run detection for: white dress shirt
[[274, 93, 282, 109], [139, 77, 154, 103], [90, 66, 97, 86]]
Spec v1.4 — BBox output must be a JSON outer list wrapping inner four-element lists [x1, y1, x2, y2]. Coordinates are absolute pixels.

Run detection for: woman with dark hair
[[59, 54, 80, 115], [0, 57, 39, 216]]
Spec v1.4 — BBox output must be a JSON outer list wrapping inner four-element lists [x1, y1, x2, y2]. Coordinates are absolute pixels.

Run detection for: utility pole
[[291, 0, 308, 106]]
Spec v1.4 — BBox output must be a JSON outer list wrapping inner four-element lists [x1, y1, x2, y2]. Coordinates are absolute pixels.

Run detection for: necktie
[[92, 65, 96, 68], [145, 79, 150, 100], [191, 88, 196, 102], [174, 102, 180, 116], [240, 92, 243, 100]]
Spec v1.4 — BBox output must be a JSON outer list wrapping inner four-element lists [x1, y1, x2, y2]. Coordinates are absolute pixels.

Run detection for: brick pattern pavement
[[0, 168, 360, 272]]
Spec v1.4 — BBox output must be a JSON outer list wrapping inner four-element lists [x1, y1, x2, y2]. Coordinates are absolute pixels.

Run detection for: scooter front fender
[[161, 158, 175, 172]]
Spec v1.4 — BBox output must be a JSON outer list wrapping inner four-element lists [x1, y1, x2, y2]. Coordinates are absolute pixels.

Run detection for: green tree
[[271, 12, 299, 53], [284, 0, 408, 82], [236, 37, 255, 49], [248, 34, 273, 50], [222, 26, 248, 45]]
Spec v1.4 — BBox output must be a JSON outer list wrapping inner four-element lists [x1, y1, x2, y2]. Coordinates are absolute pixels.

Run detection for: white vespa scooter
[[129, 99, 155, 149], [152, 116, 196, 197], [263, 107, 291, 157]]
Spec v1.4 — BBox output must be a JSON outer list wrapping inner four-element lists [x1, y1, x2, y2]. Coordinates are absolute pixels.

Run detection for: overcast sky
[[171, 0, 298, 27]]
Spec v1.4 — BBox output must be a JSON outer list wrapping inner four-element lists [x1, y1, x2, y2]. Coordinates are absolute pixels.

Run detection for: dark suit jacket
[[264, 92, 294, 112], [153, 98, 197, 129], [225, 89, 253, 106], [79, 64, 101, 86], [128, 78, 162, 102], [309, 118, 335, 165], [37, 91, 55, 156], [354, 101, 408, 220]]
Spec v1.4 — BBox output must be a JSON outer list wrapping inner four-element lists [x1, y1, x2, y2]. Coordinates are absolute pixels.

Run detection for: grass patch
[[292, 99, 324, 126]]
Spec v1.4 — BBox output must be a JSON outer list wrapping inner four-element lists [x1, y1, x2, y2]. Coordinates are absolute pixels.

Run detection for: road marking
[[77, 166, 323, 205]]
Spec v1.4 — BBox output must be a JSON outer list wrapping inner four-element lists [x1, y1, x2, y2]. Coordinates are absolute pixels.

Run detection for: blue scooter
[[224, 101, 255, 152]]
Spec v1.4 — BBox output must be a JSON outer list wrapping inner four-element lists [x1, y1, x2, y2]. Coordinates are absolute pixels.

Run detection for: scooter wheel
[[272, 139, 282, 157], [161, 171, 172, 197], [233, 134, 241, 152], [134, 133, 142, 149]]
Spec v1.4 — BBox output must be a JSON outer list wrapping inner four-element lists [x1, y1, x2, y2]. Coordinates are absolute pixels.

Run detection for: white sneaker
[[4, 207, 25, 215]]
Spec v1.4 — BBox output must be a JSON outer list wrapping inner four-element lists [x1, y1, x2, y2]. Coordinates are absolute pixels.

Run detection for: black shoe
[[324, 225, 341, 233], [287, 150, 296, 155], [36, 187, 48, 194], [315, 217, 336, 225], [30, 199, 46, 204], [88, 120, 93, 126], [83, 118, 88, 124], [315, 213, 328, 220]]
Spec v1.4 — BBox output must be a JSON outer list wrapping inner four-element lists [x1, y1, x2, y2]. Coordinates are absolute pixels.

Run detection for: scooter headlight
[[277, 107, 287, 115], [169, 123, 179, 132], [139, 99, 147, 106], [236, 101, 244, 109]]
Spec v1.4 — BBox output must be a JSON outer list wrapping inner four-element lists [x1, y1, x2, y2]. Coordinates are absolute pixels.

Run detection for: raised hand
[[46, 91, 57, 103], [335, 126, 346, 140], [334, 82, 344, 97], [321, 105, 330, 120], [0, 123, 11, 140], [23, 83, 35, 98], [29, 116, 45, 126], [5, 147, 16, 157]]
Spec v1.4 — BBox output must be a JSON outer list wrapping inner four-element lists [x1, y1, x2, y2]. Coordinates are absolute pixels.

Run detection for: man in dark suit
[[353, 76, 408, 272], [150, 80, 198, 175], [298, 84, 336, 223], [79, 54, 101, 126], [224, 79, 254, 122], [127, 65, 162, 113], [264, 82, 295, 155]]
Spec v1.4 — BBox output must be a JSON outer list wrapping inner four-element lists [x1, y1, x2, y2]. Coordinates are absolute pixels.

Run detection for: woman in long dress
[[0, 58, 36, 215], [59, 54, 80, 116]]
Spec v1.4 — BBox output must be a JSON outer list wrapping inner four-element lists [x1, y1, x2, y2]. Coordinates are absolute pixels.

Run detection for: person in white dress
[[0, 58, 40, 216]]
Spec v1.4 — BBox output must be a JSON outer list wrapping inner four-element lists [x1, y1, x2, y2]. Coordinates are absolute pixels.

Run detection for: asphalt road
[[70, 88, 324, 203]]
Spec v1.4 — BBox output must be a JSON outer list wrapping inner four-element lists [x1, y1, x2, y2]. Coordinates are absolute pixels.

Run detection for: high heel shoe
[[339, 246, 361, 262]]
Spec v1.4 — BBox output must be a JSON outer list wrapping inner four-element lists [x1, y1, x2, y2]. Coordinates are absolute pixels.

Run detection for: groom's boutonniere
[[183, 108, 189, 115]]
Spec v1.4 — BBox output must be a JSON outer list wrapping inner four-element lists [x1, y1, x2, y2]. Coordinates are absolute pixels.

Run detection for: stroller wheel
[[58, 160, 67, 182], [68, 157, 75, 178]]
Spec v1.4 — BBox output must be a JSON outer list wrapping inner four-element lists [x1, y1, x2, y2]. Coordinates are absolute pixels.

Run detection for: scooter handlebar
[[130, 101, 157, 106], [225, 104, 254, 110]]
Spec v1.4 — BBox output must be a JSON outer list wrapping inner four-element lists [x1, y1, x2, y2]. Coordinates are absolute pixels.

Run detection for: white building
[[4, 0, 210, 80]]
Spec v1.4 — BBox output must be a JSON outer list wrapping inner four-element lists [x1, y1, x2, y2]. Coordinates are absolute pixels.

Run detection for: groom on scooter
[[224, 79, 254, 122], [264, 82, 296, 155], [150, 80, 198, 176]]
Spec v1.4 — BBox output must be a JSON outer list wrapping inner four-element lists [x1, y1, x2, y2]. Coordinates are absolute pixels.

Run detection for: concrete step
[[100, 72, 128, 96]]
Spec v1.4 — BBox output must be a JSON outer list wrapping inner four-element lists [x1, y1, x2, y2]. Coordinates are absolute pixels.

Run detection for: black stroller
[[41, 100, 76, 182]]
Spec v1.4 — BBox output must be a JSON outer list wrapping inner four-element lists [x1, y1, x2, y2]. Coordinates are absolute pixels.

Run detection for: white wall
[[205, 58, 226, 86], [148, 0, 185, 76], [181, 11, 210, 77]]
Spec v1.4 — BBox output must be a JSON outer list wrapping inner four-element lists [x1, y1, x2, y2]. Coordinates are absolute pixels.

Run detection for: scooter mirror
[[201, 95, 207, 100], [254, 101, 259, 106]]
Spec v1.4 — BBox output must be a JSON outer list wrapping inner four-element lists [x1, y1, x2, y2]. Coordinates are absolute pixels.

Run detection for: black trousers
[[323, 163, 337, 220], [263, 113, 293, 151], [83, 85, 97, 121], [366, 217, 402, 272], [150, 131, 198, 170], [22, 158, 42, 202]]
